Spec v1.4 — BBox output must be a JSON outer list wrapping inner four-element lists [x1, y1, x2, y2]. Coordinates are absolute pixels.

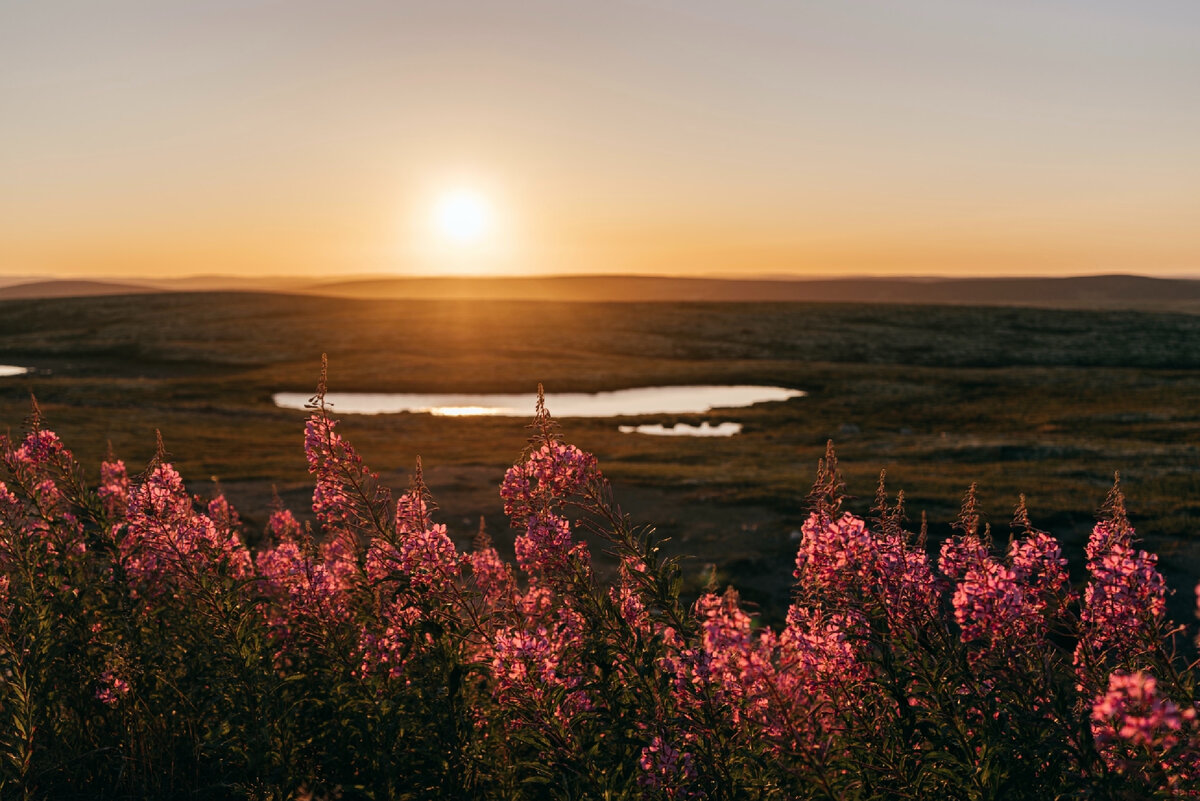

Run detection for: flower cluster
[[304, 412, 391, 537], [500, 440, 595, 519], [121, 462, 252, 592], [795, 510, 937, 629], [948, 531, 1068, 662], [1093, 671, 1191, 750], [1077, 519, 1168, 671], [95, 669, 131, 706], [1091, 671, 1200, 791]]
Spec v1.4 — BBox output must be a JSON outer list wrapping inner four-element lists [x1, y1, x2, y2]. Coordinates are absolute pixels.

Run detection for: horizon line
[[4, 270, 1200, 285]]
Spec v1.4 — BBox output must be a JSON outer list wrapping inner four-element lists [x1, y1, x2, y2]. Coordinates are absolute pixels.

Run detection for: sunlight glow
[[433, 189, 492, 246]]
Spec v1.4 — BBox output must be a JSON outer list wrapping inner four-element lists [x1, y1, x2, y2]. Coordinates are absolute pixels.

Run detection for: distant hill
[[4, 274, 1200, 312], [0, 276, 317, 299], [307, 274, 1200, 312], [136, 275, 320, 293], [0, 280, 156, 299]]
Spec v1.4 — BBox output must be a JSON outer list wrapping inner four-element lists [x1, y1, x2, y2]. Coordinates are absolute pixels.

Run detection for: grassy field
[[2, 291, 1199, 622]]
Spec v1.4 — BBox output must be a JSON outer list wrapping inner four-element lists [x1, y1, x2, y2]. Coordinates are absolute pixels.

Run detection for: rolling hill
[[3, 273, 1199, 312]]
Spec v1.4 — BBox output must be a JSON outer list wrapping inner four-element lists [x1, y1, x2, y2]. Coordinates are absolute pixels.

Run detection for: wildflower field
[[3, 356, 1200, 798]]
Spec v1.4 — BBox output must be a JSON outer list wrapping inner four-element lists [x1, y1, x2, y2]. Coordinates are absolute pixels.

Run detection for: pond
[[0, 365, 29, 377], [273, 385, 804, 418], [618, 422, 743, 437]]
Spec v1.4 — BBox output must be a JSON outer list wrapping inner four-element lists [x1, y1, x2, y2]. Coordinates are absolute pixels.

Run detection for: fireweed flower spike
[[499, 391, 597, 582], [1075, 477, 1169, 679]]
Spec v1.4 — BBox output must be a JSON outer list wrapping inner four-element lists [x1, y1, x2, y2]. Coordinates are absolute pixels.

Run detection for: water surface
[[618, 422, 743, 437], [273, 385, 804, 417]]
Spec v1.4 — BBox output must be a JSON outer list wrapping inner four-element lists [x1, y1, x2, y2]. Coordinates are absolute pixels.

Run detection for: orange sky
[[2, 2, 1198, 280]]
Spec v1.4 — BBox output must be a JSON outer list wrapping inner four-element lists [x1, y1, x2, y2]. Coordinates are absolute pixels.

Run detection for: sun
[[433, 188, 492, 246], [408, 178, 513, 273]]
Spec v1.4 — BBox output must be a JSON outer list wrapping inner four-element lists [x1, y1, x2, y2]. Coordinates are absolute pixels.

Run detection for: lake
[[618, 422, 743, 437], [273, 385, 804, 418]]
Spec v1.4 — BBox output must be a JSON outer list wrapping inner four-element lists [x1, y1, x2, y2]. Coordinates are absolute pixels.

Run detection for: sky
[[2, 0, 1198, 280]]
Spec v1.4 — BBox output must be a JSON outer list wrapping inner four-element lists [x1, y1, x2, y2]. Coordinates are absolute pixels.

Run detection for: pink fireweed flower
[[678, 591, 865, 752], [498, 467, 532, 519], [264, 507, 302, 543], [1077, 519, 1167, 669], [12, 428, 72, 471], [695, 588, 754, 676], [394, 488, 431, 533], [793, 512, 938, 625], [395, 491, 461, 590], [870, 531, 939, 626], [121, 462, 252, 590], [256, 537, 354, 665], [782, 606, 864, 695], [780, 605, 863, 686], [319, 535, 359, 587], [358, 600, 423, 679], [206, 493, 250, 567], [517, 582, 554, 619], [681, 589, 766, 722], [513, 513, 576, 575], [361, 489, 461, 603], [1092, 671, 1190, 749], [256, 539, 306, 594], [98, 459, 131, 520], [489, 580, 593, 721], [502, 438, 597, 584], [304, 414, 389, 535], [365, 523, 460, 592], [793, 512, 874, 593], [0, 480, 19, 515], [638, 736, 700, 799], [29, 477, 66, 516], [206, 494, 241, 535], [939, 533, 990, 584], [1086, 520, 1131, 563], [1, 429, 86, 556], [96, 669, 131, 706], [949, 530, 1070, 660], [500, 440, 596, 519], [1008, 531, 1068, 597], [1090, 670, 1200, 790], [491, 607, 591, 716], [1080, 545, 1166, 643], [467, 543, 516, 610], [952, 560, 1034, 652], [357, 489, 463, 678], [364, 538, 401, 585], [527, 441, 594, 496], [492, 625, 557, 692], [0, 481, 23, 560], [722, 604, 870, 752]]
